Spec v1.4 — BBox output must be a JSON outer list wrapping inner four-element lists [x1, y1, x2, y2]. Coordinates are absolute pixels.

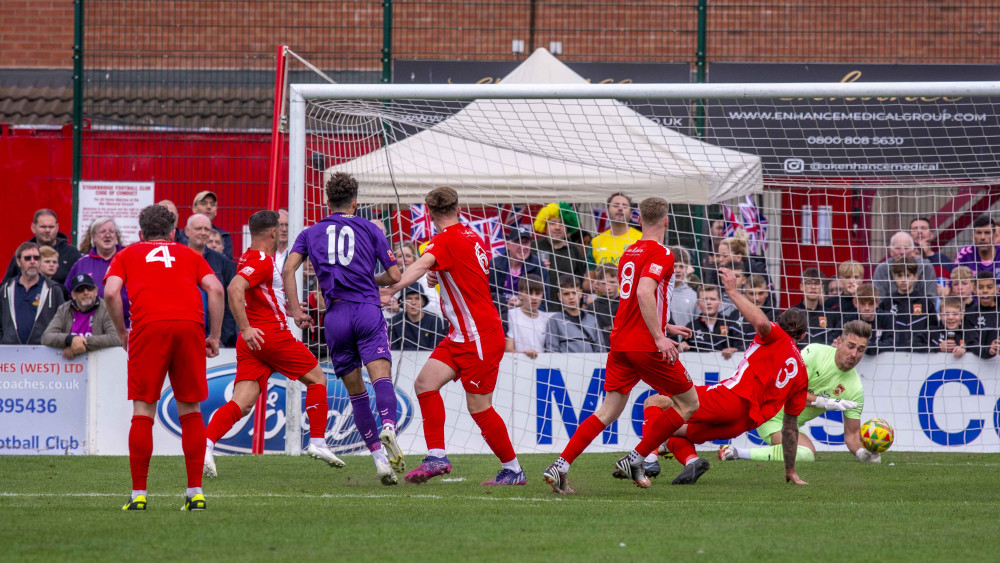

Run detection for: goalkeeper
[[719, 320, 882, 463]]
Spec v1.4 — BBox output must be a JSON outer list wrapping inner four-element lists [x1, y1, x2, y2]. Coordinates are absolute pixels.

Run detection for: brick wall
[[1, 1, 997, 70]]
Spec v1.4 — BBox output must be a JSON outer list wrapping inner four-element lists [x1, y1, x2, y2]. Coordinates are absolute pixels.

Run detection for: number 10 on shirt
[[327, 225, 356, 266]]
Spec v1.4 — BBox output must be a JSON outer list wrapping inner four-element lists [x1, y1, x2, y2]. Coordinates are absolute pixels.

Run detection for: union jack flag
[[593, 207, 610, 233], [499, 204, 529, 228], [720, 203, 740, 238], [630, 208, 641, 226], [409, 204, 436, 242], [739, 195, 769, 254], [468, 216, 506, 256]]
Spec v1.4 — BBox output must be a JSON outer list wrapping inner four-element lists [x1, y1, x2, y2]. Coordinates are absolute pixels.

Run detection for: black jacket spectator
[[823, 295, 857, 327], [874, 292, 934, 352], [790, 299, 842, 346], [1, 276, 65, 344], [535, 238, 588, 311], [588, 293, 619, 349], [840, 310, 892, 355], [928, 325, 970, 354], [490, 254, 549, 311], [202, 247, 238, 346], [214, 226, 234, 260], [964, 301, 1000, 359], [684, 310, 745, 352], [389, 311, 446, 351], [4, 232, 80, 286]]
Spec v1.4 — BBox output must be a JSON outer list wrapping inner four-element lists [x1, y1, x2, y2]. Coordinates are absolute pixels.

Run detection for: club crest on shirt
[[719, 324, 728, 335], [834, 384, 845, 396], [913, 303, 923, 314], [818, 316, 827, 328]]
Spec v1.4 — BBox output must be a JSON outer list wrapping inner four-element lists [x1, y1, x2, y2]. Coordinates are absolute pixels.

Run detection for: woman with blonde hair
[[65, 217, 131, 326]]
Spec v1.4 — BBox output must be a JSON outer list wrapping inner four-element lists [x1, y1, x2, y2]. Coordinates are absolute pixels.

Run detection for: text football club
[[158, 363, 413, 454]]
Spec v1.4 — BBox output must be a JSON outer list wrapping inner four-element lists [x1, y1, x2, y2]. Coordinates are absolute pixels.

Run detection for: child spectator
[[964, 271, 1000, 359], [533, 203, 586, 311], [678, 284, 742, 359], [39, 245, 69, 300], [544, 275, 604, 353], [389, 283, 447, 351], [824, 260, 865, 324], [929, 296, 968, 358], [718, 260, 746, 316], [790, 267, 841, 346], [492, 228, 548, 313], [949, 266, 976, 309], [743, 274, 777, 321], [841, 283, 885, 354], [587, 264, 619, 348], [668, 246, 698, 329], [41, 273, 120, 359], [875, 256, 934, 352], [506, 274, 551, 358]]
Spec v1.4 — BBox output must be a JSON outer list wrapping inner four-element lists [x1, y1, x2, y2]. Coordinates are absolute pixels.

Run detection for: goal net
[[285, 62, 1000, 456]]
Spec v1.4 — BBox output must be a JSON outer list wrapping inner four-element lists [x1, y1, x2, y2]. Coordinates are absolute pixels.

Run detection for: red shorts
[[430, 328, 505, 394], [683, 385, 756, 444], [127, 320, 207, 403], [236, 328, 319, 393], [604, 350, 693, 397]]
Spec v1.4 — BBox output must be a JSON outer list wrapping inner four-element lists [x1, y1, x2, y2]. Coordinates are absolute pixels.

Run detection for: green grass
[[1, 452, 997, 562]]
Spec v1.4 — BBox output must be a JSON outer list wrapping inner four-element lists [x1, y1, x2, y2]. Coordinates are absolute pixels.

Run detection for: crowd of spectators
[[5, 192, 1000, 363]]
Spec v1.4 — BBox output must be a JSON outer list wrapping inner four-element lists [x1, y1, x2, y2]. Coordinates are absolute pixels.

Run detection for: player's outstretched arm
[[375, 264, 402, 288], [103, 275, 128, 350], [380, 252, 436, 305], [720, 267, 771, 339], [845, 417, 879, 462], [199, 273, 224, 358], [281, 252, 310, 327], [782, 412, 807, 485], [227, 276, 264, 351], [636, 277, 680, 362]]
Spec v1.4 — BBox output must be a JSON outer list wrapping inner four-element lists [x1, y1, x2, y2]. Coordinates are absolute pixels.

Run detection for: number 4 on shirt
[[144, 245, 176, 268]]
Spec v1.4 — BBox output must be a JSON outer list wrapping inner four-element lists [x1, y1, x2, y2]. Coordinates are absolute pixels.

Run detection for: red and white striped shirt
[[609, 239, 675, 352], [236, 250, 288, 332], [423, 224, 502, 343]]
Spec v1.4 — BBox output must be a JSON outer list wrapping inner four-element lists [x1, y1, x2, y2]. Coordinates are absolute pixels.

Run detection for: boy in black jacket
[[679, 285, 743, 359], [875, 256, 935, 352], [929, 296, 969, 358], [964, 271, 1000, 359]]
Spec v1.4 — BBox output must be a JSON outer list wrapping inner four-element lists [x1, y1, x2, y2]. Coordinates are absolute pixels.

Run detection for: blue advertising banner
[[0, 347, 87, 455]]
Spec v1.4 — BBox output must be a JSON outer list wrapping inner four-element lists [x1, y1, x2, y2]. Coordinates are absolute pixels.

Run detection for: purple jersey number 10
[[327, 225, 356, 266]]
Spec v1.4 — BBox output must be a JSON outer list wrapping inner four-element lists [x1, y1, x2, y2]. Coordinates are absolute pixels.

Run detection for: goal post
[[284, 78, 1000, 455]]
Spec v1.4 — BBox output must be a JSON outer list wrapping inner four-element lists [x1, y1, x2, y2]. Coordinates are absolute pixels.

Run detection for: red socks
[[417, 390, 446, 451], [206, 401, 243, 444], [636, 407, 684, 457], [305, 384, 328, 439], [128, 415, 154, 490], [641, 406, 661, 435], [470, 407, 516, 463], [179, 412, 206, 488], [667, 437, 698, 466], [560, 415, 607, 464]]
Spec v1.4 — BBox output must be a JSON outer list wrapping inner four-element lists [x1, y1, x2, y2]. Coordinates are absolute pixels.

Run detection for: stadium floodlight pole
[[253, 44, 291, 456], [290, 81, 1000, 101]]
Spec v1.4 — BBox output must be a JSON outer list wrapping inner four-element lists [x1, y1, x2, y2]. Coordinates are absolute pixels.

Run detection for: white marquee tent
[[324, 48, 763, 205]]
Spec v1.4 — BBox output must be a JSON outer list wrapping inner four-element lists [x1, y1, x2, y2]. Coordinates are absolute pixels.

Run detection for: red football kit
[[604, 240, 692, 396], [423, 223, 504, 394], [105, 241, 215, 403], [682, 323, 808, 443], [233, 250, 318, 392]]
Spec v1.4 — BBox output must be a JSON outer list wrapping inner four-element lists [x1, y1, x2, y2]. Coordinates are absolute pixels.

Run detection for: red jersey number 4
[[145, 245, 176, 268]]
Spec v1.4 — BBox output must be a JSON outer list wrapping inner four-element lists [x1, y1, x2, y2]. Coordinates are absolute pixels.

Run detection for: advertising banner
[[0, 347, 88, 455]]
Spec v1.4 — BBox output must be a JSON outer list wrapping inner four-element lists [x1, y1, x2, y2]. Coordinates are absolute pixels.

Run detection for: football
[[861, 418, 895, 453]]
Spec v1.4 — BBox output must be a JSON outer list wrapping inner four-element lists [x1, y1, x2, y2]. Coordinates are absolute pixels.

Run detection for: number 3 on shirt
[[326, 225, 356, 266], [144, 245, 176, 268]]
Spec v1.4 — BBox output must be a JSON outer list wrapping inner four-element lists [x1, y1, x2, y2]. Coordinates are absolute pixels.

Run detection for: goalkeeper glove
[[812, 396, 858, 411], [855, 449, 882, 463]]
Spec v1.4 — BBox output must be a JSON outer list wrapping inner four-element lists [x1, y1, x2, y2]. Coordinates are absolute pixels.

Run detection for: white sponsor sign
[[4, 346, 996, 456], [0, 347, 87, 455], [77, 181, 155, 245]]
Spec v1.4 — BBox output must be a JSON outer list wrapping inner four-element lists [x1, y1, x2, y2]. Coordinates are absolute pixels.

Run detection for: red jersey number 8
[[619, 261, 636, 299]]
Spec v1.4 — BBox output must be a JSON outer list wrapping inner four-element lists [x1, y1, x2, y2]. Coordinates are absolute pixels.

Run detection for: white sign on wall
[[77, 181, 155, 245]]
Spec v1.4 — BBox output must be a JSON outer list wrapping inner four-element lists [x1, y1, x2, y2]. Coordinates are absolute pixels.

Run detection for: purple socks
[[348, 392, 381, 452], [372, 378, 398, 429]]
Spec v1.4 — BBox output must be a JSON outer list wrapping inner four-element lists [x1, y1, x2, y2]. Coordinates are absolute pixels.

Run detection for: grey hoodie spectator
[[1, 242, 65, 344], [544, 275, 605, 353], [42, 273, 120, 358]]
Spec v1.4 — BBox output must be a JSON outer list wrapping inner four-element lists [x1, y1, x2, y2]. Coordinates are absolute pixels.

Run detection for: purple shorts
[[324, 300, 391, 378]]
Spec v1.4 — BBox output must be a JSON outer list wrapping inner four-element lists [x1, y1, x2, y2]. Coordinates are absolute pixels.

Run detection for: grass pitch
[[2, 452, 997, 562]]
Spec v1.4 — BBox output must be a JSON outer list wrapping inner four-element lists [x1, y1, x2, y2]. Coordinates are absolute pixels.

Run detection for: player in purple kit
[[283, 172, 405, 485]]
